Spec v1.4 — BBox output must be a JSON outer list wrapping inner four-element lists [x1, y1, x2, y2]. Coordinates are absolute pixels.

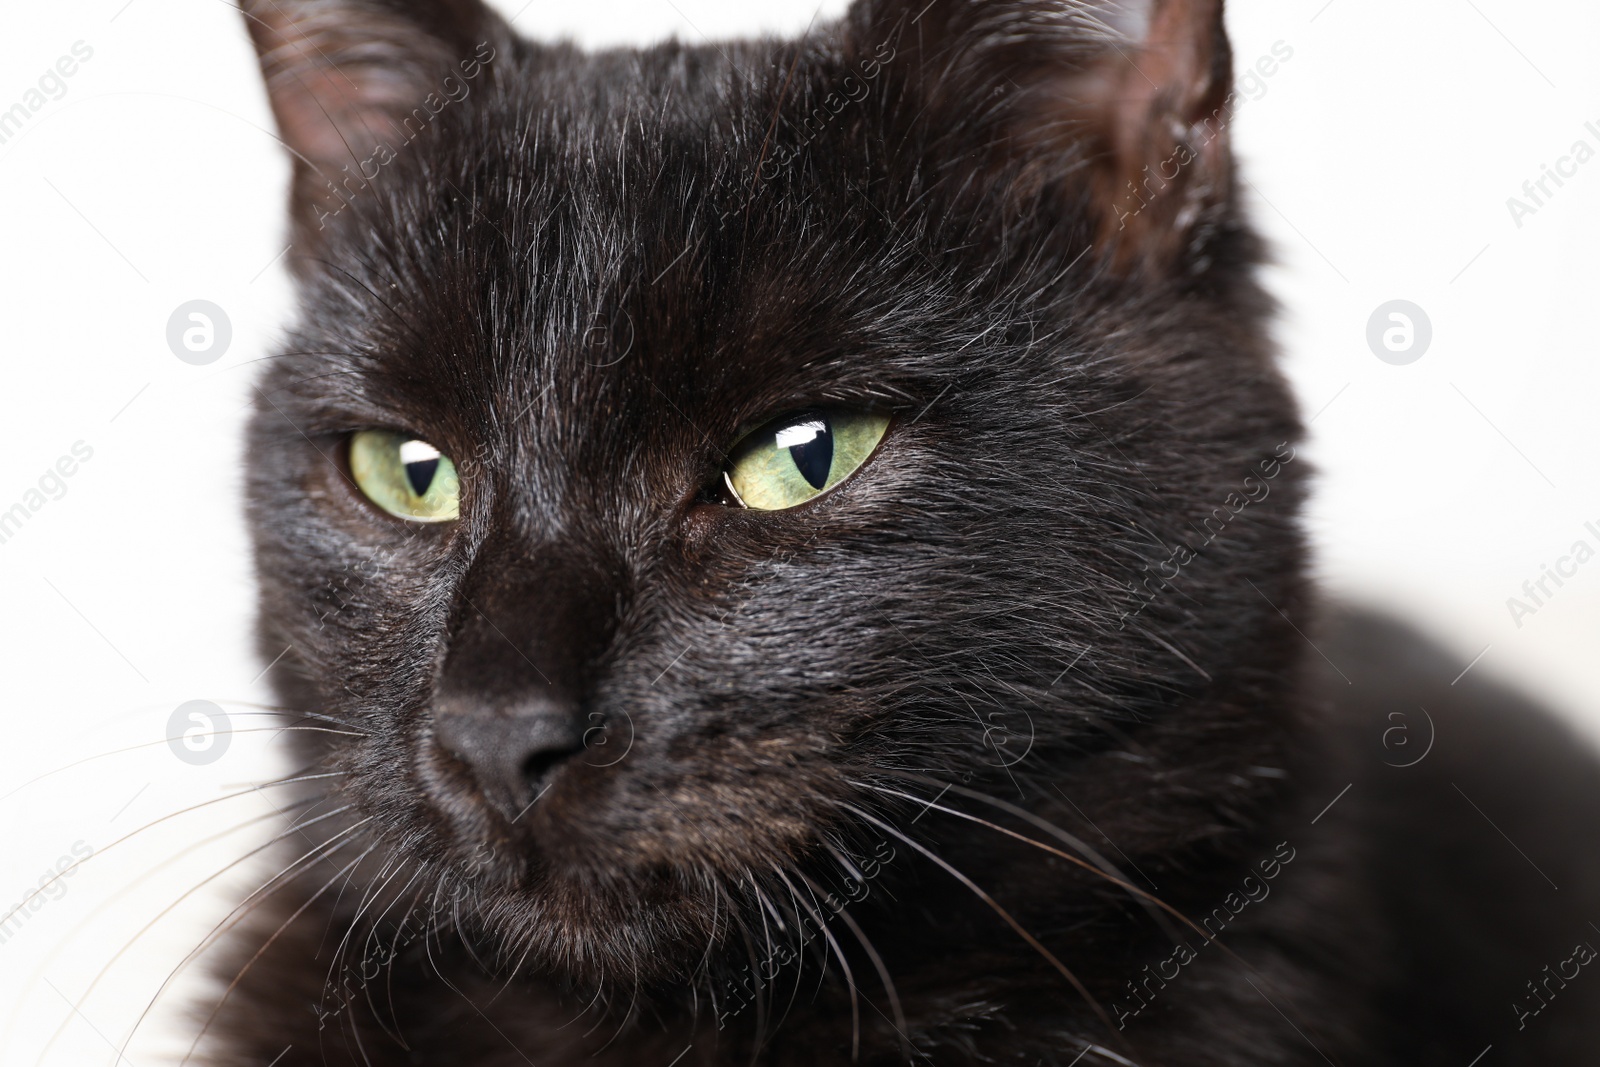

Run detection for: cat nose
[[431, 699, 586, 822]]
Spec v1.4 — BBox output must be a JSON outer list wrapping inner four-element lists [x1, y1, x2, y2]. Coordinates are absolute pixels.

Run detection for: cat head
[[242, 0, 1303, 992]]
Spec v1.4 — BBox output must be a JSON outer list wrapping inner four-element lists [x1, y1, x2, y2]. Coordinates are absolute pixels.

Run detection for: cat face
[[243, 0, 1303, 988]]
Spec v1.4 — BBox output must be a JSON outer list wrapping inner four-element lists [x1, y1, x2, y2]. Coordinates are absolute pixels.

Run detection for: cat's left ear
[[239, 0, 508, 240], [856, 0, 1237, 277]]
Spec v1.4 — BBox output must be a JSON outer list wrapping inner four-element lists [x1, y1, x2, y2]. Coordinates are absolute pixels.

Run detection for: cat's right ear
[[240, 0, 507, 241], [851, 0, 1238, 279]]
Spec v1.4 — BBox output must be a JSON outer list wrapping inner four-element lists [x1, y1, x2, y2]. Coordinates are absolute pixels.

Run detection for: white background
[[1, 1, 1596, 1063]]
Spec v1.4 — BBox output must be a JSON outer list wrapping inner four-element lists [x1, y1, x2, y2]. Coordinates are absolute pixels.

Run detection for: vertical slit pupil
[[785, 418, 833, 490], [398, 439, 443, 496], [404, 458, 439, 495]]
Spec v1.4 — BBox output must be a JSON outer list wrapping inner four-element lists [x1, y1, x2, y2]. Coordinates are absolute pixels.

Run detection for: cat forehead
[[293, 43, 980, 416], [265, 0, 1248, 444]]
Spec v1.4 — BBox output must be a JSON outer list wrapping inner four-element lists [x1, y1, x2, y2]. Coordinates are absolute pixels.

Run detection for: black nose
[[431, 699, 585, 822]]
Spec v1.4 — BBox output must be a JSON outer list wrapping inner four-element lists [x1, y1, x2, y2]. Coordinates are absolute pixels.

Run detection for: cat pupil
[[778, 418, 832, 490], [405, 458, 439, 496], [397, 439, 442, 496]]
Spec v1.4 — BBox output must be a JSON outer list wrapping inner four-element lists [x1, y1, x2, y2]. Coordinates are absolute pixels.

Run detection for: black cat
[[204, 0, 1600, 1063]]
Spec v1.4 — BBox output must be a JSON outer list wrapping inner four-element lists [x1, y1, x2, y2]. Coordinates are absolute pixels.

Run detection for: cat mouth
[[407, 715, 830, 879], [387, 727, 831, 987]]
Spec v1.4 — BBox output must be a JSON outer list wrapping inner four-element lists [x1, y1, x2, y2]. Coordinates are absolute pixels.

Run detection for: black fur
[[203, 1, 1600, 1063]]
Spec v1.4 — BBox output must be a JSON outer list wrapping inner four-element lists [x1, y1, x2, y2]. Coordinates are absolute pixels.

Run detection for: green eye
[[723, 409, 889, 511], [348, 430, 461, 523]]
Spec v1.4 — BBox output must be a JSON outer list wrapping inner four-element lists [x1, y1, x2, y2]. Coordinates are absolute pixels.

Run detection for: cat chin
[[357, 762, 848, 991], [436, 856, 734, 990]]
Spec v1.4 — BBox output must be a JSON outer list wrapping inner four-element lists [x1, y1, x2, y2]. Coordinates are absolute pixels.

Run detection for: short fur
[[202, 1, 1600, 1063]]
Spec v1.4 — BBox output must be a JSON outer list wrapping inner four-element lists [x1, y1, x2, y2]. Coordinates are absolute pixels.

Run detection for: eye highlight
[[348, 430, 461, 523], [722, 409, 889, 511]]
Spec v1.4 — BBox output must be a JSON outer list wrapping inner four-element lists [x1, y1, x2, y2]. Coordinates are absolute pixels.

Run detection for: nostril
[[520, 738, 584, 792], [430, 701, 586, 822]]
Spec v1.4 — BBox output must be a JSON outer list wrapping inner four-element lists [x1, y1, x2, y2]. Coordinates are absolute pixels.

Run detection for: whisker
[[221, 703, 369, 731], [324, 856, 415, 1016], [0, 770, 348, 932], [774, 866, 860, 1061], [179, 843, 382, 1066], [855, 780, 1164, 916], [861, 773, 1182, 941], [856, 779, 1336, 1054], [417, 903, 548, 1067], [0, 727, 357, 804], [768, 870, 816, 1039], [716, 876, 771, 1049], [838, 801, 1126, 1048], [26, 796, 330, 1062], [120, 815, 375, 1060], [744, 876, 779, 1045], [358, 867, 429, 1047], [812, 845, 911, 1059]]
